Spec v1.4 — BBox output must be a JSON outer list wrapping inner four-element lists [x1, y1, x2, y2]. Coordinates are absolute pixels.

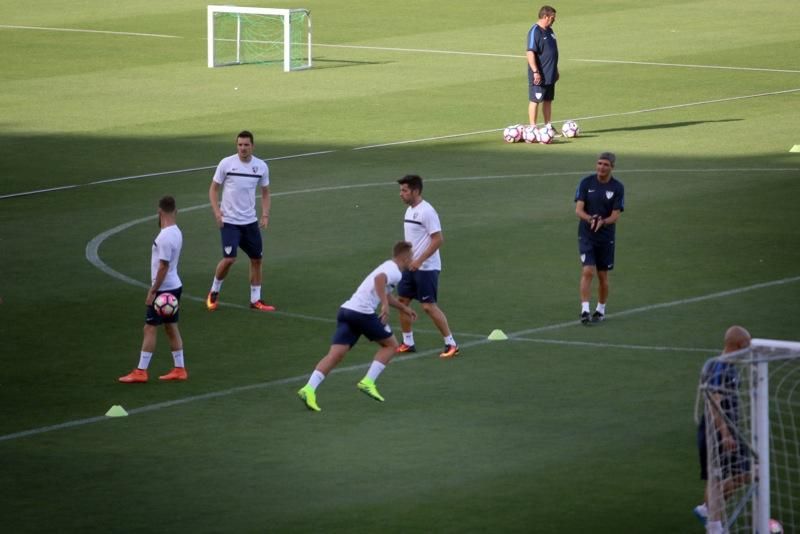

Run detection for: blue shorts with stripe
[[331, 307, 393, 348]]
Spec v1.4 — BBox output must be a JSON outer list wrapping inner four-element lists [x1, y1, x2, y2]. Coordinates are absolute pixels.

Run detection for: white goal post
[[207, 5, 312, 72], [699, 338, 800, 534]]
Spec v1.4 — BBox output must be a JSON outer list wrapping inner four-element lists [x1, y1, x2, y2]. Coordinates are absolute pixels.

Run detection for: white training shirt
[[212, 154, 270, 225], [403, 199, 442, 271], [151, 224, 183, 291], [341, 259, 403, 314]]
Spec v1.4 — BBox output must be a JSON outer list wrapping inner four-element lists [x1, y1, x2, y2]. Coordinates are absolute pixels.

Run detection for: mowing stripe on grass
[[3, 88, 799, 200], [0, 24, 181, 39], [2, 273, 797, 443], [571, 58, 800, 75], [511, 337, 716, 353]]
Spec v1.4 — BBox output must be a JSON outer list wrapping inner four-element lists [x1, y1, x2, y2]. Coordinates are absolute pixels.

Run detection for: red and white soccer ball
[[503, 125, 523, 143], [537, 127, 554, 144], [154, 292, 179, 318], [562, 120, 581, 138], [522, 126, 538, 144], [769, 519, 783, 534]]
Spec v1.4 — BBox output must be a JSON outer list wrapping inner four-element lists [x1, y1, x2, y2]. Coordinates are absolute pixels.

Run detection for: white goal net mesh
[[698, 339, 800, 533]]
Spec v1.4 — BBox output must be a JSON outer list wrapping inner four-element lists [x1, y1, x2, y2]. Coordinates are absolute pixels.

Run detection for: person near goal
[[206, 130, 275, 312]]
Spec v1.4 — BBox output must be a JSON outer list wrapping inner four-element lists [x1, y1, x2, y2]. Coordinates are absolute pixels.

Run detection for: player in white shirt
[[297, 241, 417, 412], [119, 196, 187, 383], [396, 175, 459, 358], [206, 130, 275, 312]]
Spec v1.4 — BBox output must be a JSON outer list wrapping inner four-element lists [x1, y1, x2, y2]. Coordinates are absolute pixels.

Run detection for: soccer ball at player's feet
[[769, 519, 783, 534], [562, 120, 580, 138], [503, 125, 523, 143], [153, 293, 179, 318], [538, 127, 554, 144], [522, 126, 538, 143]]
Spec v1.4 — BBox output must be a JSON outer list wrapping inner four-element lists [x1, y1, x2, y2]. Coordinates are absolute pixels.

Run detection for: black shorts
[[398, 270, 440, 304], [579, 238, 615, 271], [697, 423, 750, 481], [529, 83, 555, 103], [145, 287, 182, 326], [331, 308, 393, 348], [220, 222, 262, 259]]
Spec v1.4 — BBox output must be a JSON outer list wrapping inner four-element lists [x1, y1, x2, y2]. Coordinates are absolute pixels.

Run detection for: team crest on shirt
[[606, 191, 614, 199], [253, 166, 258, 173], [413, 212, 419, 220]]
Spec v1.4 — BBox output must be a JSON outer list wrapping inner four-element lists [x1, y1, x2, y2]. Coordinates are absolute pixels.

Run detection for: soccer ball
[[503, 124, 523, 143], [537, 127, 554, 144], [545, 123, 557, 137], [522, 126, 538, 143], [562, 120, 581, 138], [769, 519, 783, 534], [153, 292, 179, 318]]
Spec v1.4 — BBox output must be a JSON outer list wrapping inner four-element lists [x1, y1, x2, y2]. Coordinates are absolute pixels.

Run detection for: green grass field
[[1, 0, 799, 532]]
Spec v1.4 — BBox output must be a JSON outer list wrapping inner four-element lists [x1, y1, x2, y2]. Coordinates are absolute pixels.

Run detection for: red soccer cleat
[[206, 291, 219, 311], [159, 367, 188, 381], [439, 345, 460, 359], [119, 368, 148, 383], [250, 299, 276, 312], [396, 343, 417, 354]]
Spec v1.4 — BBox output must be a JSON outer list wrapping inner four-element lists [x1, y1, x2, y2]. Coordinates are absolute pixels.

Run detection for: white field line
[[3, 273, 797, 443], [511, 337, 716, 353], [571, 58, 800, 75], [0, 24, 181, 39], [3, 88, 799, 200]]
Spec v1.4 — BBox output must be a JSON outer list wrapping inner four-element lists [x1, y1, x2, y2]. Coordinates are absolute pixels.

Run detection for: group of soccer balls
[[503, 120, 580, 144]]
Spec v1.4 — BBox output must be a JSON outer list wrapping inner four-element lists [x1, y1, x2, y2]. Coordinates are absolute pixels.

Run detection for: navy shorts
[[145, 287, 182, 326], [579, 238, 615, 271], [331, 307, 393, 348], [220, 222, 262, 259], [398, 270, 439, 304], [697, 423, 750, 481], [529, 83, 555, 103]]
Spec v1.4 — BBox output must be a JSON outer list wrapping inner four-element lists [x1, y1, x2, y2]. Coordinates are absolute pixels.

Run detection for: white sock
[[365, 361, 386, 382], [211, 277, 223, 293], [307, 370, 325, 390], [250, 285, 261, 303], [402, 332, 415, 346], [706, 520, 723, 534], [172, 349, 185, 368], [596, 303, 606, 314], [137, 351, 153, 370], [581, 301, 590, 313], [694, 503, 708, 517], [444, 335, 456, 346]]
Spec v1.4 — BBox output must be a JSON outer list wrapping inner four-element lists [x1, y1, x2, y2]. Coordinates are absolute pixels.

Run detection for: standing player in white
[[206, 130, 275, 312], [395, 175, 459, 358], [297, 241, 417, 412], [119, 196, 187, 383]]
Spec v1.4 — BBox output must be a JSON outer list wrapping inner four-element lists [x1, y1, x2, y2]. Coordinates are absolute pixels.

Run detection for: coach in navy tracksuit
[[574, 152, 625, 324], [526, 5, 559, 129]]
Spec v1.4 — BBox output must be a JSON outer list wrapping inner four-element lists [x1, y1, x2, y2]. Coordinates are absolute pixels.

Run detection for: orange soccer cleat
[[159, 367, 188, 381], [250, 299, 276, 312], [119, 368, 148, 383], [439, 345, 460, 359], [396, 343, 417, 354], [206, 291, 219, 311]]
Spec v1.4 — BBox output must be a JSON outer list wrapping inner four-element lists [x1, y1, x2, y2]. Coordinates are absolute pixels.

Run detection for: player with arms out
[[297, 241, 417, 412], [119, 196, 187, 383], [694, 326, 752, 533], [574, 152, 625, 324], [206, 130, 275, 312], [395, 175, 459, 358]]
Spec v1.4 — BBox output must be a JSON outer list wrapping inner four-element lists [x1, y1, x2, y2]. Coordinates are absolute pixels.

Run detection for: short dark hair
[[237, 130, 254, 143], [158, 195, 176, 213], [393, 240, 413, 257], [397, 174, 423, 193], [538, 5, 556, 18]]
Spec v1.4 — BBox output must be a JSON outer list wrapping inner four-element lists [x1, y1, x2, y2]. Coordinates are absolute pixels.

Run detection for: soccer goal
[[698, 338, 800, 533], [207, 5, 311, 71]]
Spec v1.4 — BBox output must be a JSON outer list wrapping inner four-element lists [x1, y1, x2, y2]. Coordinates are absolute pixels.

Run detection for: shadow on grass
[[590, 119, 742, 134]]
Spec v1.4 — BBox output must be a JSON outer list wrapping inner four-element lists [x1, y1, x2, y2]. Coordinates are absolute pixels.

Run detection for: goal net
[[207, 5, 311, 71], [697, 338, 800, 533]]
